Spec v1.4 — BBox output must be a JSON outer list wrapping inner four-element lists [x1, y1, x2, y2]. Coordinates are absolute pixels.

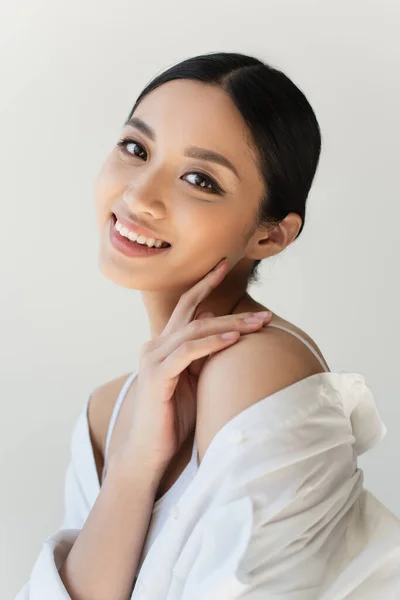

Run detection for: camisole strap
[[102, 371, 137, 477], [268, 322, 329, 372]]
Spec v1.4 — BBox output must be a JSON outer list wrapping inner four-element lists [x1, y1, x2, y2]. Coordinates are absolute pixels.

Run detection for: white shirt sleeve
[[15, 395, 98, 599]]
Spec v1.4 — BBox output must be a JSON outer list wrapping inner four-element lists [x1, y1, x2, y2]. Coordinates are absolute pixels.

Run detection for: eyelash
[[116, 137, 224, 195]]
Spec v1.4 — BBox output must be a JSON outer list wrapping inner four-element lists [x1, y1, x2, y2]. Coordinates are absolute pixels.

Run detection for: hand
[[118, 258, 272, 477]]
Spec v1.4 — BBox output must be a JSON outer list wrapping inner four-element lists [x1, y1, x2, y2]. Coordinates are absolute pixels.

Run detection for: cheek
[[94, 159, 124, 219], [185, 211, 242, 254], [95, 159, 118, 198]]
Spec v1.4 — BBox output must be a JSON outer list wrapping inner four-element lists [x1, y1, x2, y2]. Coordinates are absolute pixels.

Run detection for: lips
[[112, 212, 171, 246], [111, 214, 171, 249]]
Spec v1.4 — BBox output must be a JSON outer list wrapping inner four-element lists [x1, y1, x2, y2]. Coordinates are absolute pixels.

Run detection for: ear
[[246, 212, 303, 260]]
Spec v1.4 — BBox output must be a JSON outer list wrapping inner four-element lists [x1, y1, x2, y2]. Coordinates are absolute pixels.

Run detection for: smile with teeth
[[114, 219, 170, 248]]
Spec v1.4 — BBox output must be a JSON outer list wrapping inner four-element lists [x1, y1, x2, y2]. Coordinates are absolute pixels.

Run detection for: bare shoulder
[[195, 317, 329, 464], [87, 371, 133, 482], [237, 299, 329, 374], [266, 314, 330, 373]]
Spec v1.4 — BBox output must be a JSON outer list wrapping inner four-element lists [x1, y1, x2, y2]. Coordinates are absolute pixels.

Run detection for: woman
[[17, 52, 400, 599]]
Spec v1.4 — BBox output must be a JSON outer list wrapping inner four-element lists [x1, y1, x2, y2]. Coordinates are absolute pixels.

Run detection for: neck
[[141, 273, 251, 340]]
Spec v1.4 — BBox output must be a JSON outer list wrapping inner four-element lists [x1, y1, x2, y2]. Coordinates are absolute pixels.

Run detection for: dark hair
[[126, 52, 322, 286]]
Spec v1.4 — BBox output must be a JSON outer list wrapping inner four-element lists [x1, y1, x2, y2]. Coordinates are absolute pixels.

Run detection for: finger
[[161, 258, 229, 337], [150, 312, 271, 364], [161, 330, 241, 381], [196, 311, 215, 319]]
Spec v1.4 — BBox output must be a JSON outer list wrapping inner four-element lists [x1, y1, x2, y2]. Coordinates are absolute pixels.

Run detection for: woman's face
[[95, 79, 265, 291]]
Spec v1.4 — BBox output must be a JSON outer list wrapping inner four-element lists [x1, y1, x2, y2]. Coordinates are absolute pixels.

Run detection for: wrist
[[106, 450, 163, 494]]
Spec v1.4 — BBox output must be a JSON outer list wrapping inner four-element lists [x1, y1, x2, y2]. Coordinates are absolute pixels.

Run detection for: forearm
[[59, 457, 160, 600]]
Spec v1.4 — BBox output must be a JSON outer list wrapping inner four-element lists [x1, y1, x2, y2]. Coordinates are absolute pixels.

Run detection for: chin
[[97, 256, 134, 289], [97, 252, 177, 291]]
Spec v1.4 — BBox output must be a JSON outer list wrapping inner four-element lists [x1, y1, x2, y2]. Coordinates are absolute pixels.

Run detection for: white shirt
[[15, 348, 400, 598]]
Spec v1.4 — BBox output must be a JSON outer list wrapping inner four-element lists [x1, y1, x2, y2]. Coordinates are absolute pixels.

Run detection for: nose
[[123, 175, 166, 218]]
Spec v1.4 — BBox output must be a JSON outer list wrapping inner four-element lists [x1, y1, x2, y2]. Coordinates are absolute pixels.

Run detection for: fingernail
[[253, 311, 272, 318]]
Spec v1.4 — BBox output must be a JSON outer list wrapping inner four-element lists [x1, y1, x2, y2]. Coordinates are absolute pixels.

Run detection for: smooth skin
[[59, 79, 330, 599], [113, 257, 273, 478]]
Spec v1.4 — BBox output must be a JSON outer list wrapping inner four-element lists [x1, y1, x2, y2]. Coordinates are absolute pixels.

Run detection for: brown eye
[[182, 172, 222, 194], [116, 138, 147, 159]]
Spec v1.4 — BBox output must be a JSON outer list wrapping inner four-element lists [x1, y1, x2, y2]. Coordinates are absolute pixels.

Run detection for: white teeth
[[114, 219, 168, 248]]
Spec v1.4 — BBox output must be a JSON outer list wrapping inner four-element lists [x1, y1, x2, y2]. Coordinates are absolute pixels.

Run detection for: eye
[[116, 137, 225, 195], [182, 172, 223, 194], [116, 137, 146, 160]]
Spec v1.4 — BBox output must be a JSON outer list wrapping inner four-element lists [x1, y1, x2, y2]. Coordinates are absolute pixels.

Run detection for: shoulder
[[195, 322, 327, 464], [87, 372, 133, 481]]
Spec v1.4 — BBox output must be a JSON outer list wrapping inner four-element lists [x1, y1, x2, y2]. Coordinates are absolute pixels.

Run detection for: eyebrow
[[123, 116, 240, 180]]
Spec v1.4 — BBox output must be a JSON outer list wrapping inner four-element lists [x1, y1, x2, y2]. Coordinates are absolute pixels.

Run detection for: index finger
[[161, 257, 229, 338]]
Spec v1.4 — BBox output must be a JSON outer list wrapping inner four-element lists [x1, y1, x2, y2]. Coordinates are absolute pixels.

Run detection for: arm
[[15, 379, 163, 600], [58, 456, 160, 600]]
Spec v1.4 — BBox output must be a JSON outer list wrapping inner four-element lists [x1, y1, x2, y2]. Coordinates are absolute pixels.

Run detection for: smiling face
[[94, 79, 267, 291]]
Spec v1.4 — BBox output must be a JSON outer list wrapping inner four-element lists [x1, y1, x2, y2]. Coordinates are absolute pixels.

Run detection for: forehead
[[130, 79, 257, 163]]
